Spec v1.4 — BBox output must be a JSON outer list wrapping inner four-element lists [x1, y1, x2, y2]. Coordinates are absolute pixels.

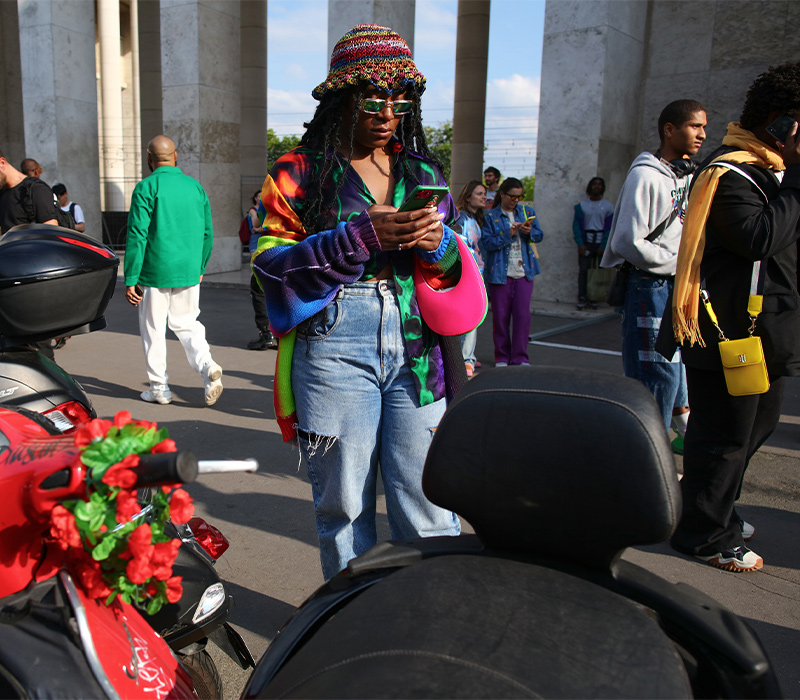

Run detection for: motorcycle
[[238, 366, 781, 699], [0, 224, 254, 697], [0, 224, 115, 431], [0, 404, 256, 699]]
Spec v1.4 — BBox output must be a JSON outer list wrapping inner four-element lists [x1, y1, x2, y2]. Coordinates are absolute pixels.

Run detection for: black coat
[[660, 146, 800, 376]]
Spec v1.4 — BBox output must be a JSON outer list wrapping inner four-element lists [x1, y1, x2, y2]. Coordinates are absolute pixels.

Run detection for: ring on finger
[[398, 242, 402, 251]]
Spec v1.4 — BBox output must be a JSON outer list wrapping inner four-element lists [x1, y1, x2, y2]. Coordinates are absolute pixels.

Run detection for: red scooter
[[0, 406, 254, 699]]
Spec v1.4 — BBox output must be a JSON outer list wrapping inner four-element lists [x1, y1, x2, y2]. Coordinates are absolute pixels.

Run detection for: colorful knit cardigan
[[251, 142, 461, 442]]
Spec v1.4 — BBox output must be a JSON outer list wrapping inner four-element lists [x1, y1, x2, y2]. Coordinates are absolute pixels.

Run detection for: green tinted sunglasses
[[361, 98, 413, 115]]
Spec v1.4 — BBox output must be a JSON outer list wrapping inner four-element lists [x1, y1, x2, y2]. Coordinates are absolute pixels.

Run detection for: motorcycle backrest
[[423, 366, 681, 570]]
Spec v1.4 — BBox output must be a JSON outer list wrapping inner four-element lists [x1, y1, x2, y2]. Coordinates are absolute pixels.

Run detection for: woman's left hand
[[412, 215, 444, 252]]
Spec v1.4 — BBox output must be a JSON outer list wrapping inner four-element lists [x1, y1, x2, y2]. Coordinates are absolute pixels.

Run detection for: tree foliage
[[267, 129, 301, 167], [423, 121, 452, 182], [520, 175, 535, 201]]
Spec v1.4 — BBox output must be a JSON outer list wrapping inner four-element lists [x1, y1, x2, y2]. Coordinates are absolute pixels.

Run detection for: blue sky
[[266, 0, 545, 177]]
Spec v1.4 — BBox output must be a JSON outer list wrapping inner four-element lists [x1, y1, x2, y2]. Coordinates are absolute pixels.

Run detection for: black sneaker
[[576, 297, 587, 310], [247, 329, 278, 351], [697, 545, 763, 572]]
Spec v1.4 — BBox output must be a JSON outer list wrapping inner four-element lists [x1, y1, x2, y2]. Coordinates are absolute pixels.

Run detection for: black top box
[[0, 224, 119, 345]]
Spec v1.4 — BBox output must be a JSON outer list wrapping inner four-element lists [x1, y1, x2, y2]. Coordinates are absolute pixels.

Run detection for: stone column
[[161, 0, 241, 274], [450, 0, 490, 198], [17, 0, 102, 239], [137, 0, 162, 178], [240, 0, 268, 212], [0, 2, 25, 160], [534, 0, 648, 303], [328, 0, 416, 55], [98, 0, 126, 212]]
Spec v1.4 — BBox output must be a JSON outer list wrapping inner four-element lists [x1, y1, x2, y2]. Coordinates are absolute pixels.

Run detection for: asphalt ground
[[50, 279, 800, 699]]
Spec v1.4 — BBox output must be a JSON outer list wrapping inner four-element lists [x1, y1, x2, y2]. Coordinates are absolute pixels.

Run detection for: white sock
[[671, 410, 689, 437]]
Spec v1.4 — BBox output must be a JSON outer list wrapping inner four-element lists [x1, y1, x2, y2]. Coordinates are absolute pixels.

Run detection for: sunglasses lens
[[392, 101, 412, 114], [362, 99, 384, 113]]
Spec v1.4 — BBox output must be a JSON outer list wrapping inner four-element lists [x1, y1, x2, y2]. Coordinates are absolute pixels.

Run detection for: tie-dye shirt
[[251, 140, 461, 442]]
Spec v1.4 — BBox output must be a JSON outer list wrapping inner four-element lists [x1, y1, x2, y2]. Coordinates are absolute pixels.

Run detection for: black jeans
[[576, 242, 601, 301], [250, 274, 268, 332], [671, 365, 784, 555]]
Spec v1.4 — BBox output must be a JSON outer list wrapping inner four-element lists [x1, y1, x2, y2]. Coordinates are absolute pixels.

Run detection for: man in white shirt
[[52, 183, 85, 232]]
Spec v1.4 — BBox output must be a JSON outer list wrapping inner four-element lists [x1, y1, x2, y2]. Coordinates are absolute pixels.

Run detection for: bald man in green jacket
[[124, 135, 223, 406]]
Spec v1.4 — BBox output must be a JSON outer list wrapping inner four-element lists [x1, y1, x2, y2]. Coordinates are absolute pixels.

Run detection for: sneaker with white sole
[[697, 545, 763, 572], [203, 362, 223, 406], [141, 384, 172, 405]]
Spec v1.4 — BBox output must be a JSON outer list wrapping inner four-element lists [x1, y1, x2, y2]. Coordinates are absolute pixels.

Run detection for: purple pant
[[488, 277, 534, 365]]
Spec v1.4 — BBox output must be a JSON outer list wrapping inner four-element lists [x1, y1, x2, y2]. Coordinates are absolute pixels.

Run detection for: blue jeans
[[621, 270, 686, 431], [460, 328, 477, 365], [292, 280, 461, 580]]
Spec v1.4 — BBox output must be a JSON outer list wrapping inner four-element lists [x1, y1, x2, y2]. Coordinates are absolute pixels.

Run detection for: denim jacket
[[481, 204, 543, 284]]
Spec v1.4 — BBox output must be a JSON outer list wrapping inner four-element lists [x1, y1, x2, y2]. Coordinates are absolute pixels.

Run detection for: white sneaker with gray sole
[[203, 362, 223, 406]]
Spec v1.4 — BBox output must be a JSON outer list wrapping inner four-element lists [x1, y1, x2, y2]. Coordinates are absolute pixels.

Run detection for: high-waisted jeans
[[292, 280, 461, 580]]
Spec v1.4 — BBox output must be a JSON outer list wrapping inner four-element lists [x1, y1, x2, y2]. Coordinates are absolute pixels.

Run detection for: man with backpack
[[0, 148, 58, 234], [52, 183, 84, 232]]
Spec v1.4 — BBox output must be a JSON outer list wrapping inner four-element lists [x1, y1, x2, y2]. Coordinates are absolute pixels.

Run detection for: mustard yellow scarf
[[672, 123, 785, 346]]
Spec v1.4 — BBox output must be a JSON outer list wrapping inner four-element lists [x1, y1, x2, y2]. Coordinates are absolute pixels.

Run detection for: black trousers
[[250, 274, 268, 332], [671, 365, 784, 555], [576, 242, 600, 301]]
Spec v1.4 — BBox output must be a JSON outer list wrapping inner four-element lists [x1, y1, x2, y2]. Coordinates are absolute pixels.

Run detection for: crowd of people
[[2, 24, 799, 582]]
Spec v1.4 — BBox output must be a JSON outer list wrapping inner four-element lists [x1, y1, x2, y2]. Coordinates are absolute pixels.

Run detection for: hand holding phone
[[766, 114, 798, 145]]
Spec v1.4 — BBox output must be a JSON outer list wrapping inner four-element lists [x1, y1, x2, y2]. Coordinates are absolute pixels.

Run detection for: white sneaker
[[203, 362, 223, 406], [740, 519, 755, 541], [141, 384, 172, 405]]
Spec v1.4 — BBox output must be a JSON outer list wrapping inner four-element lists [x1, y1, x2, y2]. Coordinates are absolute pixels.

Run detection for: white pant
[[138, 285, 213, 386]]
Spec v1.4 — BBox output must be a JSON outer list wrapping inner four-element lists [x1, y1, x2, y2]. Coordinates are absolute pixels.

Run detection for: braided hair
[[298, 83, 442, 234]]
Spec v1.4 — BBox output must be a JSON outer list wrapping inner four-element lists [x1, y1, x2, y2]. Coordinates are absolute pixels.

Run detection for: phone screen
[[766, 114, 798, 145]]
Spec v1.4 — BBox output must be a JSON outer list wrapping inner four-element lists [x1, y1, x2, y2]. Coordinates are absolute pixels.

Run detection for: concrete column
[[328, 0, 415, 55], [450, 0, 490, 198], [161, 0, 241, 274], [0, 2, 25, 161], [17, 0, 102, 239], [240, 0, 268, 212], [98, 0, 126, 211], [130, 0, 142, 183], [534, 0, 648, 303], [137, 0, 162, 178]]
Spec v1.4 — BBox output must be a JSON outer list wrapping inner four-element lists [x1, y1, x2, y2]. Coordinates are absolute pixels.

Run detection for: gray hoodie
[[601, 152, 692, 276]]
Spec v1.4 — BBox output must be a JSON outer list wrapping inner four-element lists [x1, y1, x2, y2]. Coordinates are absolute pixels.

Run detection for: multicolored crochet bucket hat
[[312, 24, 426, 100]]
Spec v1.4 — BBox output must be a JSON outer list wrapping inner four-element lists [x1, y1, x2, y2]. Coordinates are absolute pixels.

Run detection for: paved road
[[52, 282, 800, 698]]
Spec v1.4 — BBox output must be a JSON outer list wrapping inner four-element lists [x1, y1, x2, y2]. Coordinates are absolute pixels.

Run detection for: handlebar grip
[[135, 450, 198, 487]]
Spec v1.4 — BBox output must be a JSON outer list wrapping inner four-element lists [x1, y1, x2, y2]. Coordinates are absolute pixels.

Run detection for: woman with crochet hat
[[251, 25, 461, 580]]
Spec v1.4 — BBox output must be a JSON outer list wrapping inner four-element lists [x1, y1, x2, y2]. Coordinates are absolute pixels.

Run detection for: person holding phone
[[481, 177, 544, 366], [663, 62, 800, 572], [251, 25, 462, 581], [455, 180, 487, 376]]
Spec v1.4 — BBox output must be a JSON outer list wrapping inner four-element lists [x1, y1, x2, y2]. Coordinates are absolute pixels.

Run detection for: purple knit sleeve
[[252, 210, 382, 335]]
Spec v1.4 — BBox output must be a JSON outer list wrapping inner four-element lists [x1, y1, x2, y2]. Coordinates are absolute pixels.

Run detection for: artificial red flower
[[151, 539, 180, 580], [72, 553, 112, 599], [102, 454, 139, 489], [146, 583, 158, 597], [150, 439, 177, 454], [113, 411, 133, 429], [126, 555, 155, 584], [161, 483, 180, 493], [50, 505, 82, 550], [168, 489, 194, 524], [73, 419, 112, 448], [128, 523, 153, 558], [165, 576, 183, 604], [115, 489, 141, 524]]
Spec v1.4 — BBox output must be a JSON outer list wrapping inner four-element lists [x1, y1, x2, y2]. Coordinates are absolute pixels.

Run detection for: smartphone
[[766, 114, 798, 145], [524, 215, 536, 224], [397, 185, 450, 213], [135, 284, 143, 296]]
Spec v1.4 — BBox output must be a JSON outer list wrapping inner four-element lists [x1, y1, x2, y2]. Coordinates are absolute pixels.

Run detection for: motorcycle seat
[[422, 366, 681, 570]]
